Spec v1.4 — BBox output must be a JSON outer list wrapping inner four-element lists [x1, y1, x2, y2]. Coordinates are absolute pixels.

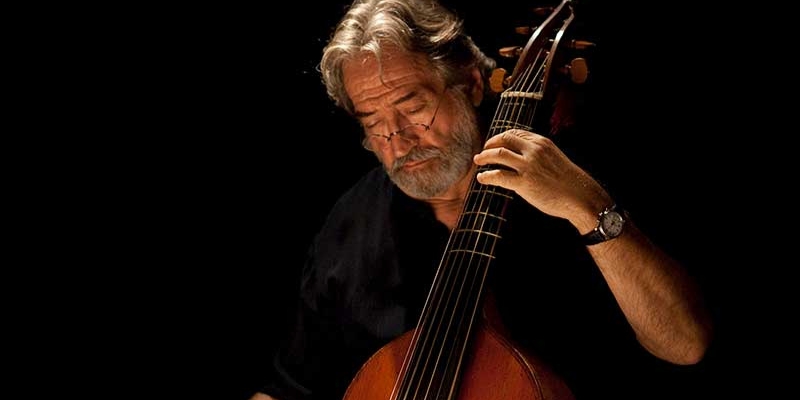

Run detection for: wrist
[[581, 204, 628, 246], [573, 197, 613, 235]]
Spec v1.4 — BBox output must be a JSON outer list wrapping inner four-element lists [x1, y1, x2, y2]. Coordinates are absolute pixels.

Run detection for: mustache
[[391, 146, 443, 172]]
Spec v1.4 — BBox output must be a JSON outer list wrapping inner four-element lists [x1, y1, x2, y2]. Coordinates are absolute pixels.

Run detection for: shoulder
[[309, 166, 395, 255], [323, 166, 393, 222], [335, 166, 391, 205]]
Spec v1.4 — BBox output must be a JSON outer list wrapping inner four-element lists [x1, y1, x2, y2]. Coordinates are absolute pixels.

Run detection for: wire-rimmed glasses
[[361, 94, 442, 151]]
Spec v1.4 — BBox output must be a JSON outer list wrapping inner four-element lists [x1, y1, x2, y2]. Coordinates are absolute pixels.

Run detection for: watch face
[[600, 211, 625, 238]]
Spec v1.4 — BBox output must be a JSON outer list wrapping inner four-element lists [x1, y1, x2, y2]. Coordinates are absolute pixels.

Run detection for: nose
[[389, 132, 417, 157]]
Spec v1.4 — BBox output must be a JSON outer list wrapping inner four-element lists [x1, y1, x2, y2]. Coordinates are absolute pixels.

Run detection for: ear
[[469, 67, 484, 107]]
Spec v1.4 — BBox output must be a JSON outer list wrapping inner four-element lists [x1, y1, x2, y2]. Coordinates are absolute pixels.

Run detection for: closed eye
[[356, 91, 433, 131], [361, 107, 422, 132], [405, 106, 424, 115]]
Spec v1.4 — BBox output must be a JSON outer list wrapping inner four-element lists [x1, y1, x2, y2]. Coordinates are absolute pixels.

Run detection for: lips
[[401, 158, 431, 170]]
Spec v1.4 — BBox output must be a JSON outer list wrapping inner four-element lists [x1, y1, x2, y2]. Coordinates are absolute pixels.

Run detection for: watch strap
[[582, 227, 608, 246]]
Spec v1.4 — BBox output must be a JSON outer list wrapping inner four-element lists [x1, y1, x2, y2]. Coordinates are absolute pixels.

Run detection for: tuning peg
[[560, 58, 589, 84], [498, 46, 522, 58], [567, 40, 596, 50], [489, 68, 509, 93]]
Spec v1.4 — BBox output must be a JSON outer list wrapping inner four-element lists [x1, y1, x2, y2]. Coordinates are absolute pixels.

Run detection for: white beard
[[384, 91, 482, 199]]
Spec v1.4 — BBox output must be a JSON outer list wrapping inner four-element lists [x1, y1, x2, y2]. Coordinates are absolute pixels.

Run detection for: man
[[252, 0, 713, 399]]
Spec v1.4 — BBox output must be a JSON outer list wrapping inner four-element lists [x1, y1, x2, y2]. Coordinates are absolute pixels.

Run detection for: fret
[[446, 249, 496, 259], [460, 209, 507, 220], [467, 186, 513, 199], [495, 97, 537, 107], [448, 233, 501, 255], [498, 96, 538, 108], [452, 228, 501, 239], [457, 212, 504, 236], [488, 120, 534, 133]]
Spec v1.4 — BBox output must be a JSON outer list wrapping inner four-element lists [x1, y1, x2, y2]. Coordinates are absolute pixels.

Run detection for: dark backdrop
[[102, 1, 766, 399]]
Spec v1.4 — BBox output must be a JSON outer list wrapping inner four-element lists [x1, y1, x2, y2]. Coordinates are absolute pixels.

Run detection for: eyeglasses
[[361, 93, 442, 151]]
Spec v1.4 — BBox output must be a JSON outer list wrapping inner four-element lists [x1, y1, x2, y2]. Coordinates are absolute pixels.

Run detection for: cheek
[[373, 147, 395, 167], [426, 130, 450, 146], [420, 126, 457, 150]]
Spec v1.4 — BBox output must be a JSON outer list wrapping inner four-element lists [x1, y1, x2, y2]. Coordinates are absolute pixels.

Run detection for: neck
[[420, 167, 476, 230]]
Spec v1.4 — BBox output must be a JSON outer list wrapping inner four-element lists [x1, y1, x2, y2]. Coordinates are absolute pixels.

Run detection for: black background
[[62, 0, 776, 399]]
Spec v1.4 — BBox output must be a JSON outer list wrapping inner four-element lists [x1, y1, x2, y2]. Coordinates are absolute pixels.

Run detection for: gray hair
[[319, 0, 496, 114]]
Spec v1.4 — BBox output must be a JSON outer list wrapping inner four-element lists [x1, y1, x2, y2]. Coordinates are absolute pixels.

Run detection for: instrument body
[[343, 319, 574, 400]]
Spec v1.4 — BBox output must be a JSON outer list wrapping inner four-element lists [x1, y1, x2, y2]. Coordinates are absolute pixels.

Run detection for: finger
[[475, 167, 517, 190], [473, 145, 526, 171], [484, 129, 543, 150]]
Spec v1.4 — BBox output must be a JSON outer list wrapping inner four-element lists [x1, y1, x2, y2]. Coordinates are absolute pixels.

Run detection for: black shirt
[[261, 166, 691, 400]]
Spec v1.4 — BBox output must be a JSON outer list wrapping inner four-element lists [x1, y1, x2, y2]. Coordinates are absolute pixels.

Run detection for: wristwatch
[[582, 204, 627, 246]]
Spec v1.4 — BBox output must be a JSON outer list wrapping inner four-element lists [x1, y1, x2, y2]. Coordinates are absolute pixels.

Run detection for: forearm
[[586, 221, 713, 365], [250, 393, 278, 400]]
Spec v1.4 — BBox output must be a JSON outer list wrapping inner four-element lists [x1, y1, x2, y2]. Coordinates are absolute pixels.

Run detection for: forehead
[[342, 48, 441, 109]]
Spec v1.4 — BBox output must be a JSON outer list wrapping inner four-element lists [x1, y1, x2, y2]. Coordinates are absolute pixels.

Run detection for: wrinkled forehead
[[342, 47, 441, 106]]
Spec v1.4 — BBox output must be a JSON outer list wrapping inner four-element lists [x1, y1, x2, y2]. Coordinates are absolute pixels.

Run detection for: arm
[[473, 130, 713, 365], [250, 393, 278, 400], [576, 217, 712, 364], [250, 394, 278, 400]]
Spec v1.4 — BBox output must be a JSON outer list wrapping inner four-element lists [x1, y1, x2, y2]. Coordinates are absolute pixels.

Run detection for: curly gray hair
[[319, 0, 496, 114]]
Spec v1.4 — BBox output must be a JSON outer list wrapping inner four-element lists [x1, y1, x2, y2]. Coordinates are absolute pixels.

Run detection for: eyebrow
[[353, 90, 420, 119]]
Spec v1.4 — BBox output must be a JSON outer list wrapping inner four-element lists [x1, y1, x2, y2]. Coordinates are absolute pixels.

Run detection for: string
[[389, 4, 574, 398], [394, 63, 543, 400]]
